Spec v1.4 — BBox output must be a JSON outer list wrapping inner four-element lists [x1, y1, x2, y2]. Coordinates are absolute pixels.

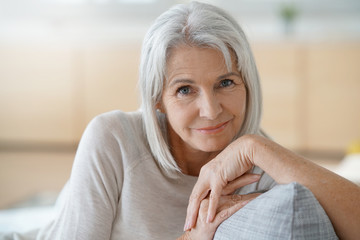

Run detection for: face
[[160, 45, 247, 154]]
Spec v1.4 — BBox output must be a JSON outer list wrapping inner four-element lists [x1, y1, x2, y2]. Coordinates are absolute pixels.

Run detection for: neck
[[169, 135, 220, 176]]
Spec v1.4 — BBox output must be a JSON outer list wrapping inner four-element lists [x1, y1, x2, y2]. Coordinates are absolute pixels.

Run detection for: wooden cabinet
[[305, 42, 360, 151], [253, 41, 360, 154], [81, 46, 141, 127], [0, 44, 141, 145], [252, 42, 302, 150], [0, 46, 76, 144]]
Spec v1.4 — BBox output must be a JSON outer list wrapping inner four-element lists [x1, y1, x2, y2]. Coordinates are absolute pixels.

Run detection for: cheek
[[224, 91, 247, 118], [230, 97, 247, 133], [239, 96, 247, 120], [163, 99, 196, 130], [239, 97, 247, 116]]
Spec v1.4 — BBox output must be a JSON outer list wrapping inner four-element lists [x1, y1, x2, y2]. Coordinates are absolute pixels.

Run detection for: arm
[[185, 134, 360, 239], [249, 135, 360, 239], [37, 115, 123, 239]]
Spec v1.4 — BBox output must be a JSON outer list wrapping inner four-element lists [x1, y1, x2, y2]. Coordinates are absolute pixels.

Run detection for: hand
[[184, 135, 257, 231], [182, 193, 260, 240]]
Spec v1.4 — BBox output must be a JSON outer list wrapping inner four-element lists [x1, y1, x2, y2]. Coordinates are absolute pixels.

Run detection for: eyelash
[[218, 79, 235, 88], [176, 79, 235, 96], [177, 86, 192, 96]]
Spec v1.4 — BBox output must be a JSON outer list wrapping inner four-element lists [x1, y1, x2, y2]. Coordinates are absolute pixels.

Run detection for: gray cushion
[[214, 182, 338, 240]]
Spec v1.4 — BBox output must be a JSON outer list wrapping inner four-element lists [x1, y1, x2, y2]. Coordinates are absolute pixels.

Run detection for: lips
[[195, 120, 230, 134]]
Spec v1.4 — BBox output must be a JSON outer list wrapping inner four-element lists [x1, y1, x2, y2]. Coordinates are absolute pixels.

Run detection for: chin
[[196, 141, 229, 153]]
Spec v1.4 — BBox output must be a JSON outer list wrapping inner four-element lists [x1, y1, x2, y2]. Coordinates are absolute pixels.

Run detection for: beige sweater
[[9, 110, 276, 240]]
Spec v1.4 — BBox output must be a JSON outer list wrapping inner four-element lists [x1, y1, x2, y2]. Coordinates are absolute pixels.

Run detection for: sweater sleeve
[[37, 114, 124, 240]]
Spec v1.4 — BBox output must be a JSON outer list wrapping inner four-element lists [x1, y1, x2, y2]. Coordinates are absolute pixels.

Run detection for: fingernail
[[252, 174, 261, 180], [241, 200, 250, 206], [183, 220, 190, 231]]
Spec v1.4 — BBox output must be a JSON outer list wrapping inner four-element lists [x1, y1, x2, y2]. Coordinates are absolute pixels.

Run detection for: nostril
[[199, 95, 222, 120]]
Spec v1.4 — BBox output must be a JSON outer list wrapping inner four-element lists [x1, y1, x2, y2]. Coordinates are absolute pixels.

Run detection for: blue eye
[[220, 79, 234, 87], [177, 86, 191, 95]]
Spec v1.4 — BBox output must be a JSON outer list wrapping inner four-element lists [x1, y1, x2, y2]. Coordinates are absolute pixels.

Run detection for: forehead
[[166, 45, 236, 78]]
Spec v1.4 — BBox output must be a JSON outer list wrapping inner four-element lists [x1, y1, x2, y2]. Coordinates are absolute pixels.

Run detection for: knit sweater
[[10, 110, 276, 240]]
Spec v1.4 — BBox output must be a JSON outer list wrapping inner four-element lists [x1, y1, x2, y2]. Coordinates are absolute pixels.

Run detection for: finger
[[213, 193, 262, 226], [206, 184, 223, 223], [216, 193, 260, 213], [216, 194, 242, 213], [184, 186, 210, 231], [198, 199, 210, 222], [242, 192, 262, 199], [213, 198, 250, 226], [222, 174, 261, 195]]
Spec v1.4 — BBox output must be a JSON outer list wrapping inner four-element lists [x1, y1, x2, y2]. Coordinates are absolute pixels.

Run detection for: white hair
[[139, 1, 262, 173]]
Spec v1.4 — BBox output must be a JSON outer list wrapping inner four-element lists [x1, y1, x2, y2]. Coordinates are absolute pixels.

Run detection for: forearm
[[247, 135, 360, 239]]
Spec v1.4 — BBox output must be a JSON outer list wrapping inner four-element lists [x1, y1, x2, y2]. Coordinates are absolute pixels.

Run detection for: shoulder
[[85, 110, 145, 143], [88, 110, 143, 132], [70, 110, 153, 194], [77, 110, 150, 168]]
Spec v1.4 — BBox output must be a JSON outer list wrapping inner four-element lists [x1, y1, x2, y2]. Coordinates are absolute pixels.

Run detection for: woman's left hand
[[184, 136, 257, 231]]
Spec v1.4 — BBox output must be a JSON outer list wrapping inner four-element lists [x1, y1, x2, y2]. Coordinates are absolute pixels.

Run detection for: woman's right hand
[[179, 192, 260, 240]]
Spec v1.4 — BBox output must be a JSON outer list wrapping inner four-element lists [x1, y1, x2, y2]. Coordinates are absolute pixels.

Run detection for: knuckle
[[231, 194, 238, 203], [200, 214, 207, 223], [189, 193, 199, 202], [200, 161, 218, 175], [219, 209, 229, 219], [199, 200, 209, 222], [199, 198, 209, 209], [209, 192, 218, 200], [199, 164, 209, 175], [232, 194, 243, 203]]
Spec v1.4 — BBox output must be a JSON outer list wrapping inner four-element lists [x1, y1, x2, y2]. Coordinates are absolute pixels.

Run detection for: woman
[[9, 1, 358, 240]]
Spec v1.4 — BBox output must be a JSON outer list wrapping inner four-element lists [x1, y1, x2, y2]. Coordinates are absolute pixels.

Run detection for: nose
[[198, 91, 222, 120]]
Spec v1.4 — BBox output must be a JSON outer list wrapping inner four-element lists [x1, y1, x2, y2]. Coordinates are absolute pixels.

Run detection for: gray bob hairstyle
[[139, 1, 262, 173]]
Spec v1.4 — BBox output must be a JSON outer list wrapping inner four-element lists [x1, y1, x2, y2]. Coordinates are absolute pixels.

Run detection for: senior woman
[[9, 1, 358, 240]]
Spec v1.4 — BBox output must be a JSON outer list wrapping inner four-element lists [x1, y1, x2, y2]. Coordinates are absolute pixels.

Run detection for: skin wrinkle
[[222, 174, 259, 195], [219, 210, 229, 219], [231, 194, 241, 203], [161, 45, 246, 176]]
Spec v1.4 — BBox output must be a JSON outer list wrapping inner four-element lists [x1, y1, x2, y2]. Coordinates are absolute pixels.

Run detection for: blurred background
[[0, 0, 360, 228]]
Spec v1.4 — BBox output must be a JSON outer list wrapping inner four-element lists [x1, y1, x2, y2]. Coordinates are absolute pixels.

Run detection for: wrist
[[236, 134, 259, 166], [177, 231, 192, 240]]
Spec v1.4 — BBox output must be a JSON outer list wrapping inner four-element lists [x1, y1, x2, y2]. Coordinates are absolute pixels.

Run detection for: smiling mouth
[[195, 121, 230, 134]]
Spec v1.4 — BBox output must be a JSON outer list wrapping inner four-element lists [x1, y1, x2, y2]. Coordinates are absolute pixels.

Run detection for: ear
[[155, 102, 165, 113]]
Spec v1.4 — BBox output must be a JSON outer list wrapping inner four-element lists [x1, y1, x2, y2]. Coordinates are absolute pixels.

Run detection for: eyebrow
[[217, 72, 241, 80], [168, 72, 241, 88], [168, 79, 194, 88]]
